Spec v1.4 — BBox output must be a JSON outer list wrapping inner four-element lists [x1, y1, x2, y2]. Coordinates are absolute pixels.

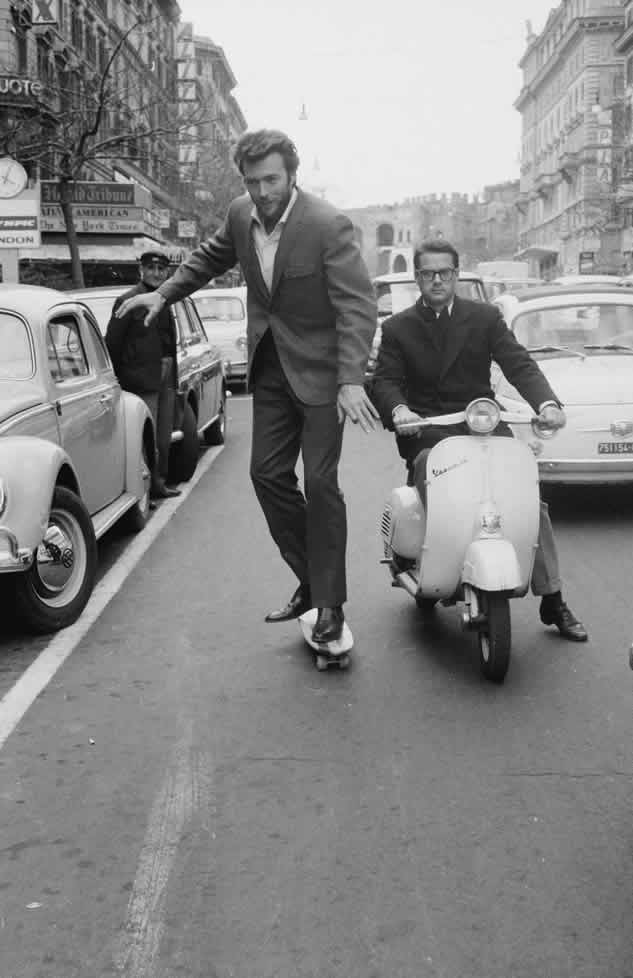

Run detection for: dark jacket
[[106, 282, 177, 394], [157, 189, 377, 406], [371, 296, 560, 462]]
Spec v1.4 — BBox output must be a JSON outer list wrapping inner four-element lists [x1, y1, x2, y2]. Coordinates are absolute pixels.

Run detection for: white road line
[[0, 446, 224, 751], [112, 724, 211, 978]]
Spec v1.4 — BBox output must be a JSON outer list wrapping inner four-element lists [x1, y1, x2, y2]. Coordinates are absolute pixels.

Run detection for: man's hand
[[536, 403, 566, 432], [392, 405, 427, 436], [337, 384, 379, 432], [116, 291, 166, 327]]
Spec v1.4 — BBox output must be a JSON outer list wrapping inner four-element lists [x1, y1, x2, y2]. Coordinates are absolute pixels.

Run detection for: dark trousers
[[408, 434, 561, 597], [141, 356, 176, 486], [250, 333, 347, 607]]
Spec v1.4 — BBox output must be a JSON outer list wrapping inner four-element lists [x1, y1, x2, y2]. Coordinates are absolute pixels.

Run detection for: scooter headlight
[[465, 398, 500, 434]]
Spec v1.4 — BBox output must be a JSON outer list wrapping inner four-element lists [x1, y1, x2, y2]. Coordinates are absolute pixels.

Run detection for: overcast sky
[[178, 0, 559, 208]]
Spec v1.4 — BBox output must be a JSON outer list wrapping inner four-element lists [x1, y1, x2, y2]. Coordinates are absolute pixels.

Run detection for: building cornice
[[516, 13, 624, 111]]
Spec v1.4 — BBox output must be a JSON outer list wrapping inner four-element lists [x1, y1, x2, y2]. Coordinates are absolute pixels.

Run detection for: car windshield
[[375, 278, 483, 317], [0, 312, 34, 379], [194, 295, 245, 322], [513, 303, 633, 353]]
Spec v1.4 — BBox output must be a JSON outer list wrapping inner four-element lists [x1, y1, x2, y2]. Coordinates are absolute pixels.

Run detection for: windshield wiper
[[528, 345, 586, 359], [583, 343, 633, 352]]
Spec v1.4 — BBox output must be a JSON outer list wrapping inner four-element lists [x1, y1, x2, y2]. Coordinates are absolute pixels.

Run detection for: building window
[[15, 30, 28, 73], [71, 4, 83, 51]]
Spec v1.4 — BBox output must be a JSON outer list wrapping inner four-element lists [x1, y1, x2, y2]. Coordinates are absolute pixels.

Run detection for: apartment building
[[515, 0, 626, 278]]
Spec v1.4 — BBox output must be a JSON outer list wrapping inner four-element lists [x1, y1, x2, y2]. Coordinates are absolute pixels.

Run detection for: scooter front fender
[[462, 538, 526, 595]]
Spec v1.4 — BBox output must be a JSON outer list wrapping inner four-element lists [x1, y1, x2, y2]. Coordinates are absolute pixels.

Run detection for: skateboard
[[299, 608, 353, 671]]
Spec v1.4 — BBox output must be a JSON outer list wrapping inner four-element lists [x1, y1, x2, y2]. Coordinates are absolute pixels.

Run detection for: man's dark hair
[[413, 238, 460, 270], [233, 129, 300, 177]]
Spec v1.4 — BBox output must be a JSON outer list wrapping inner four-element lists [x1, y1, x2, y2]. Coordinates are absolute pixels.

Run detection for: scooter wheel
[[478, 593, 511, 684]]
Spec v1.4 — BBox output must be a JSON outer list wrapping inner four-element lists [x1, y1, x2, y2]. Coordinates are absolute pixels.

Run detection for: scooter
[[380, 397, 558, 683]]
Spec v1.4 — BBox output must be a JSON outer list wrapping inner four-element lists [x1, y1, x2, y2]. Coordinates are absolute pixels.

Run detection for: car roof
[[496, 283, 632, 303], [67, 285, 129, 297], [373, 271, 482, 284], [193, 285, 247, 297], [0, 283, 78, 317]]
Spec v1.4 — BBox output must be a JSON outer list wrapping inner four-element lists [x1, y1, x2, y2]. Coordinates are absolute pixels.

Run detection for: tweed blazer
[[158, 189, 377, 405]]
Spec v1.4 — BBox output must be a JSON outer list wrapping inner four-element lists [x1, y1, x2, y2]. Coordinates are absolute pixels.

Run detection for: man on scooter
[[371, 238, 587, 642]]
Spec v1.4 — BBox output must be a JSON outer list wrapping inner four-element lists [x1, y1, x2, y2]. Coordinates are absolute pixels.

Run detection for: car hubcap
[[34, 509, 87, 607]]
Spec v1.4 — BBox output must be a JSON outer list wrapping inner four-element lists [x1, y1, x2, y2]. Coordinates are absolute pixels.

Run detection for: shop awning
[[18, 236, 189, 263]]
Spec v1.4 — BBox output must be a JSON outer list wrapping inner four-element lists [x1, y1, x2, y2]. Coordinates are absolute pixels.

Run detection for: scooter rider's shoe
[[265, 585, 312, 623], [312, 606, 344, 644], [540, 595, 588, 642]]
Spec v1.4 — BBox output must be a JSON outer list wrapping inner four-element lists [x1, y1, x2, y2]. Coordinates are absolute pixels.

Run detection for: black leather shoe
[[312, 606, 344, 644], [265, 586, 312, 623], [150, 483, 181, 500], [540, 599, 588, 642]]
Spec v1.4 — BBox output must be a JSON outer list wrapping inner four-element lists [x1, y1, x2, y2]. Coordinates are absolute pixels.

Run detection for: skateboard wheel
[[315, 655, 329, 671]]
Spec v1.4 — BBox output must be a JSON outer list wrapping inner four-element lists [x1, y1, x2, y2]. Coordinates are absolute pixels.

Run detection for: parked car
[[366, 270, 488, 381], [0, 284, 155, 632], [550, 274, 622, 286], [191, 286, 248, 389], [492, 283, 633, 486], [482, 277, 544, 300], [69, 286, 227, 483]]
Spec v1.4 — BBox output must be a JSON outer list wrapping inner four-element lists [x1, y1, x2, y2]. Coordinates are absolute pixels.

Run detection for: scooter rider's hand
[[536, 401, 566, 432], [116, 291, 166, 328], [392, 404, 428, 436]]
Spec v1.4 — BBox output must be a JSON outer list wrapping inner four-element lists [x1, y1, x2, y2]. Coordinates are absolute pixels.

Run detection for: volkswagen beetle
[[0, 284, 155, 632]]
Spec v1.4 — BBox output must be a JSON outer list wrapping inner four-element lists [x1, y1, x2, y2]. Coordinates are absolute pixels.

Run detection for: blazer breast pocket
[[283, 263, 318, 280]]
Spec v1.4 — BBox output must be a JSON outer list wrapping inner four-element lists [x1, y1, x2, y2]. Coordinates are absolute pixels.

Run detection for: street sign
[[153, 209, 171, 229], [178, 220, 196, 238]]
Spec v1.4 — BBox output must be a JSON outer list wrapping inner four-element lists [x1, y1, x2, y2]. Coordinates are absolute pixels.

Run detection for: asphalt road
[[1, 393, 633, 978]]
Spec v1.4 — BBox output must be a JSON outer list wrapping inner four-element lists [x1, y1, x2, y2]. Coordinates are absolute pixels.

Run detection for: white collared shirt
[[422, 299, 454, 318], [251, 188, 298, 292]]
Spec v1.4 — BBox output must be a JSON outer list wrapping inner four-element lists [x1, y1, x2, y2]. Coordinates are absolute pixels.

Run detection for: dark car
[[69, 286, 228, 483]]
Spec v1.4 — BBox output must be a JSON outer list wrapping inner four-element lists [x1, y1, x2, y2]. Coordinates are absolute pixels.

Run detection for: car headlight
[[0, 479, 7, 519], [465, 398, 500, 434]]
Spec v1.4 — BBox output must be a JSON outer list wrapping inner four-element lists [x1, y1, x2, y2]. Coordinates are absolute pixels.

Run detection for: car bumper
[[224, 359, 247, 381], [538, 457, 633, 484], [0, 526, 33, 572]]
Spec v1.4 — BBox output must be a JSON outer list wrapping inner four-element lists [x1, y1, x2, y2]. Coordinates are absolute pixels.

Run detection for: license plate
[[598, 442, 633, 454]]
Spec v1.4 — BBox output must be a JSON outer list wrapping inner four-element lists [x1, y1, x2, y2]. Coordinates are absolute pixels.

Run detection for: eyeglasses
[[143, 261, 168, 270], [417, 268, 456, 283]]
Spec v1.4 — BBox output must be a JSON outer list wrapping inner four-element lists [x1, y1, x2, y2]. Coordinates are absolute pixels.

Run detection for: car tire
[[14, 486, 98, 634], [124, 436, 152, 533], [168, 400, 199, 483], [203, 389, 227, 446]]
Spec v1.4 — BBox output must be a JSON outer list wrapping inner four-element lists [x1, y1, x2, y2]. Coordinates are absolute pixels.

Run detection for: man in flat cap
[[106, 248, 181, 499]]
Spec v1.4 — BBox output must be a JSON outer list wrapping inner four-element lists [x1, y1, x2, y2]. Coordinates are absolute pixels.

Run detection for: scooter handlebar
[[397, 410, 547, 434]]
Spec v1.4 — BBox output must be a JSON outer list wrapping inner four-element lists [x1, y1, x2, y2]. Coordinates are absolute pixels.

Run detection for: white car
[[192, 286, 248, 388], [0, 285, 154, 632], [493, 284, 633, 485]]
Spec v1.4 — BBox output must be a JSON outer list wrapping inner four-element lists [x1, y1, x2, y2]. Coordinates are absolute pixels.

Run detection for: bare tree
[[3, 19, 216, 286]]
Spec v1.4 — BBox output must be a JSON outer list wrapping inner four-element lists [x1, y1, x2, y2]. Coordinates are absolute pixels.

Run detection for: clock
[[0, 157, 29, 198]]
